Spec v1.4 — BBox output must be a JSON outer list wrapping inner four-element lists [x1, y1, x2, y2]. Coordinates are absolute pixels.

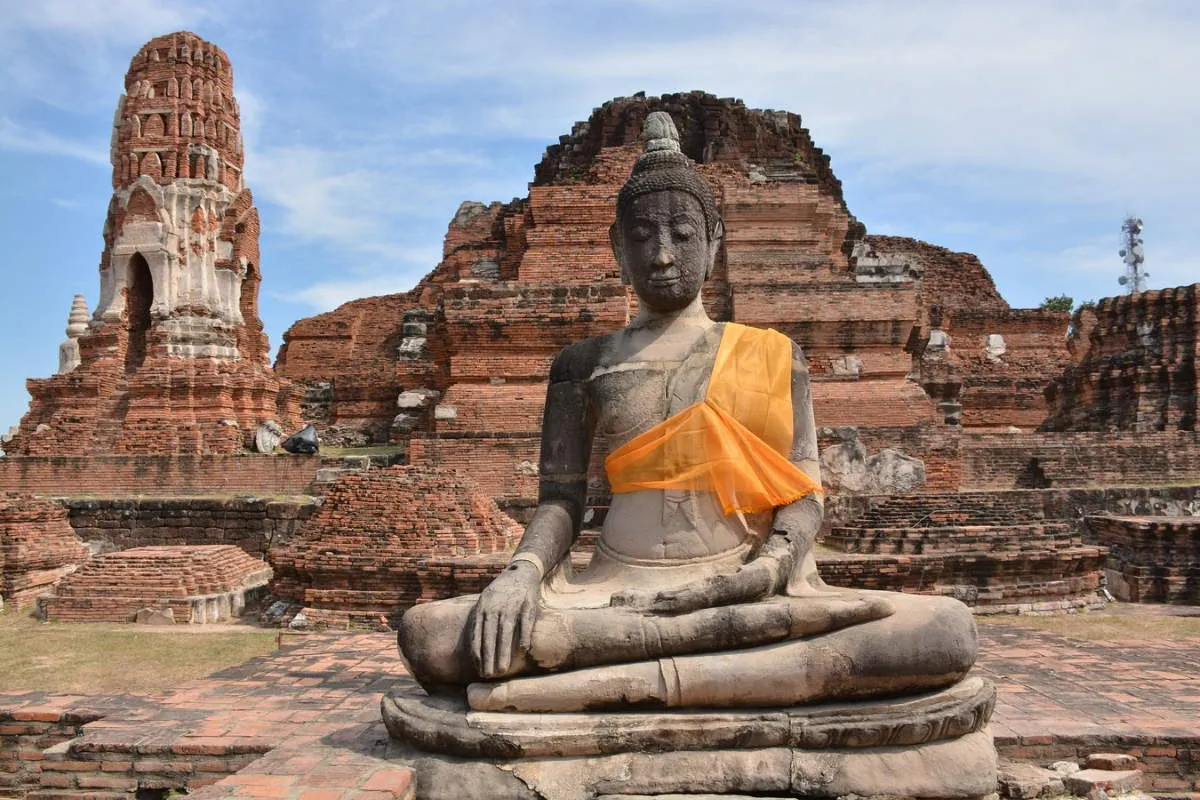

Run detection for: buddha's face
[[614, 191, 718, 312]]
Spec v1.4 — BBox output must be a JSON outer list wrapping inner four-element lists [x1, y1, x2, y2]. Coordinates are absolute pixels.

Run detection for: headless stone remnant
[[384, 113, 996, 800], [254, 420, 284, 453], [281, 424, 319, 454]]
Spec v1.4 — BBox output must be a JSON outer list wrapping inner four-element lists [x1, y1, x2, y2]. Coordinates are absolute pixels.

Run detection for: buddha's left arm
[[756, 341, 824, 589]]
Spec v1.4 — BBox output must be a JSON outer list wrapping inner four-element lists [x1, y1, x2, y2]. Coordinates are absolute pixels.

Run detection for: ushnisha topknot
[[615, 111, 721, 237]]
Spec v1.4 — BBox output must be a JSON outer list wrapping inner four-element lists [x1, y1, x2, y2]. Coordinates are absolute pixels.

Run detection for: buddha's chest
[[587, 323, 720, 447], [588, 358, 713, 449], [589, 366, 672, 444]]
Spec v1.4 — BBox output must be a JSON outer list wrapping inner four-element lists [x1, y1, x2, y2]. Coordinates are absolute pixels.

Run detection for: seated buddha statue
[[398, 112, 977, 714]]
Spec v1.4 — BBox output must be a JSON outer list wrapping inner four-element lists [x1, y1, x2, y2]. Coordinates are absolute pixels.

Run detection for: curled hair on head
[[614, 112, 721, 238]]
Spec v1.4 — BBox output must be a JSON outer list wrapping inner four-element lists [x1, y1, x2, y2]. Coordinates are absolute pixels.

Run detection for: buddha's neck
[[629, 296, 712, 332]]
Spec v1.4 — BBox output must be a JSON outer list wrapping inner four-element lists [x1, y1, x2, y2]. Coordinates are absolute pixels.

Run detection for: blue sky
[[2, 0, 1198, 435]]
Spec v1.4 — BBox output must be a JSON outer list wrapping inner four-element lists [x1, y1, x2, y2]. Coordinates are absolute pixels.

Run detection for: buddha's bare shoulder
[[549, 333, 623, 383]]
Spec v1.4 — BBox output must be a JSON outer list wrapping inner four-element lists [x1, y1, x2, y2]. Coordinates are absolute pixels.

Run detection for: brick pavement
[[2, 618, 1198, 797]]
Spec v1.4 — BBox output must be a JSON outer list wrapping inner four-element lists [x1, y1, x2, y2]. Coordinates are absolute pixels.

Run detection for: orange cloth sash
[[605, 323, 822, 515]]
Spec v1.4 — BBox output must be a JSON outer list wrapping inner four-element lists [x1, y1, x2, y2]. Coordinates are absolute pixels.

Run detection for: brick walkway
[[3, 619, 1199, 797]]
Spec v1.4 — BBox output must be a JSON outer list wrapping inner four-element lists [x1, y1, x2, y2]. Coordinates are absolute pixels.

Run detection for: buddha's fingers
[[518, 598, 536, 652], [608, 588, 658, 610], [495, 611, 516, 676], [479, 612, 499, 678], [469, 611, 484, 674]]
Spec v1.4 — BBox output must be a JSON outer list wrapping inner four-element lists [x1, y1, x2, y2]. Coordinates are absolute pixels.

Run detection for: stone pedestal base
[[381, 677, 997, 800]]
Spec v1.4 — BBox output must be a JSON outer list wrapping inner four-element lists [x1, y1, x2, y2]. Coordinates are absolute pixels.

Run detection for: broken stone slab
[[135, 607, 176, 625], [1086, 753, 1138, 771], [1064, 768, 1142, 800], [998, 760, 1065, 799], [397, 388, 440, 409]]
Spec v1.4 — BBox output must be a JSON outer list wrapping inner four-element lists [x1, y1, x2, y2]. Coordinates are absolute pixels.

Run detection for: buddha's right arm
[[509, 351, 596, 579]]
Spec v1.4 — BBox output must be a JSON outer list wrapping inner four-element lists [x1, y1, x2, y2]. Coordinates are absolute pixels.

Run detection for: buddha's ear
[[610, 221, 630, 285], [706, 218, 725, 279]]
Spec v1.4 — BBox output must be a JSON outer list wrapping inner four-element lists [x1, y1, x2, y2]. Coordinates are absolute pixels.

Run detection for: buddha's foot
[[527, 591, 893, 672], [469, 592, 974, 712]]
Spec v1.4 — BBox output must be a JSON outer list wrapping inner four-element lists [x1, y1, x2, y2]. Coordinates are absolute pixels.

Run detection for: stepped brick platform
[[40, 545, 271, 623], [0, 495, 89, 611], [1046, 283, 1200, 432], [268, 467, 521, 626], [822, 492, 1107, 613], [1088, 515, 1200, 604], [2, 617, 1198, 798], [7, 32, 298, 457]]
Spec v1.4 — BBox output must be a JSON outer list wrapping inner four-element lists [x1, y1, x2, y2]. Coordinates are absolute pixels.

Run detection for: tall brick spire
[[112, 31, 244, 192], [8, 32, 298, 455]]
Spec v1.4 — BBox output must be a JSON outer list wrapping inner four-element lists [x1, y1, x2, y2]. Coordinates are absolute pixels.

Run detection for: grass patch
[[0, 609, 277, 694], [979, 610, 1200, 641]]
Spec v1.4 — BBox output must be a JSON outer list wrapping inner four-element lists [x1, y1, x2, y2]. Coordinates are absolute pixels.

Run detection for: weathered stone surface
[[998, 760, 1066, 798], [1064, 768, 1143, 799], [383, 676, 994, 759], [819, 427, 926, 495], [8, 31, 299, 456], [134, 606, 176, 625], [388, 730, 996, 800], [281, 424, 319, 454], [57, 294, 89, 374], [254, 420, 284, 453]]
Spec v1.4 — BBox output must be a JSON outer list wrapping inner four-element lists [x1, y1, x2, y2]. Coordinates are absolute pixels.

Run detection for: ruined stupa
[[7, 31, 298, 455]]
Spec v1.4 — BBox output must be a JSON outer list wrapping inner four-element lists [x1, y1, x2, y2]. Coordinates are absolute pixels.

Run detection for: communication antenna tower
[[1117, 216, 1147, 293]]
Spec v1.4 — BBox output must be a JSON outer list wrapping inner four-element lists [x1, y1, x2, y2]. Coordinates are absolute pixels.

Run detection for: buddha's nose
[[652, 241, 675, 267]]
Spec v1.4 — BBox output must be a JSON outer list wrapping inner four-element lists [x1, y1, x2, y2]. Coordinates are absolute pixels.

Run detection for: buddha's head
[[611, 112, 724, 312]]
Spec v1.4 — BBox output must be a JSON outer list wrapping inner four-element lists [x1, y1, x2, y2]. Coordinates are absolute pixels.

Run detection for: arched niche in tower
[[124, 253, 153, 373], [144, 114, 164, 138]]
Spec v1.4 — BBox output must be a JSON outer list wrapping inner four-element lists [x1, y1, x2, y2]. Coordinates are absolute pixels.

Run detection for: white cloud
[[0, 118, 108, 165], [276, 273, 438, 313], [0, 0, 201, 37]]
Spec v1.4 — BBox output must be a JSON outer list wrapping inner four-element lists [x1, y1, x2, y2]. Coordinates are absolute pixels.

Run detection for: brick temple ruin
[[1, 30, 1200, 800], [5, 31, 298, 457]]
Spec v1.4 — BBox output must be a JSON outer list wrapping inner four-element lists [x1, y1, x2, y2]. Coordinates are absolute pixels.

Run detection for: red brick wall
[[961, 431, 1200, 490], [0, 455, 321, 496], [1046, 284, 1200, 432], [0, 495, 89, 610]]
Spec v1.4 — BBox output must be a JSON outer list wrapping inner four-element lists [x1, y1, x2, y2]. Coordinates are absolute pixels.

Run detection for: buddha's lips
[[648, 275, 681, 286]]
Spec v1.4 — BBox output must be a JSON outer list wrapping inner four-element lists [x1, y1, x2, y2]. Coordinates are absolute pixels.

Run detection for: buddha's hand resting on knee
[[609, 550, 785, 614], [470, 560, 541, 679]]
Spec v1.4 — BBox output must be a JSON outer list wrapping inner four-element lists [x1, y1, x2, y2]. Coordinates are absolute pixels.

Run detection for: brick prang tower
[[8, 31, 299, 455]]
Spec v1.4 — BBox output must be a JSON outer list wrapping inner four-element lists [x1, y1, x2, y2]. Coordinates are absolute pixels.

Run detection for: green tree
[[1039, 294, 1073, 312]]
